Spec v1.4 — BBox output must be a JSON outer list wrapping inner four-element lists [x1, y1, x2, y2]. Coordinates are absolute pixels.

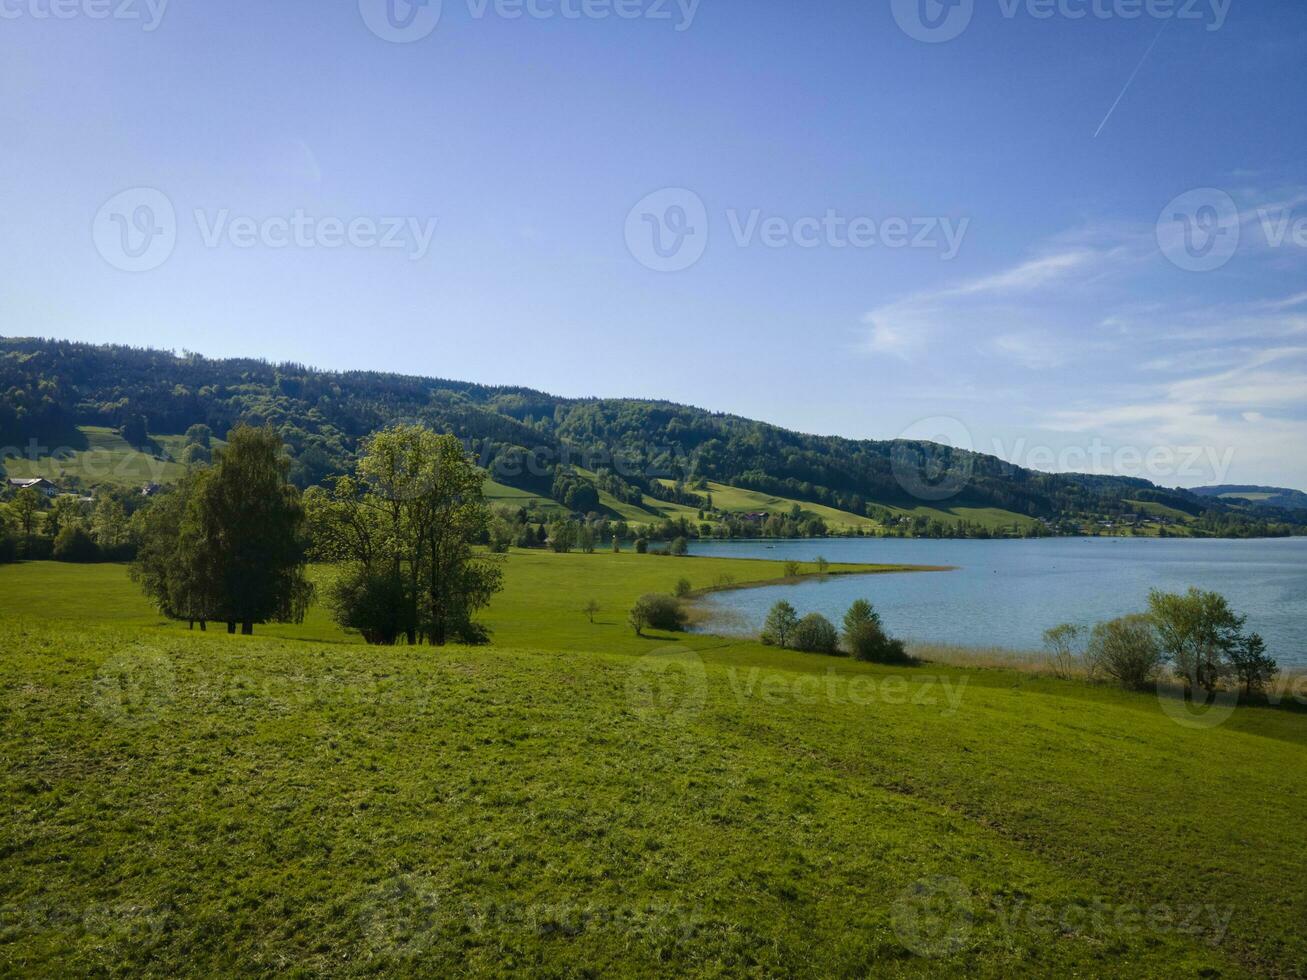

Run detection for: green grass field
[[2, 554, 1306, 976], [2, 426, 189, 489]]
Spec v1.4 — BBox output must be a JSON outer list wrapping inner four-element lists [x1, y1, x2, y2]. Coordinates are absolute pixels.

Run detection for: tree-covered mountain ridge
[[2, 336, 1303, 537]]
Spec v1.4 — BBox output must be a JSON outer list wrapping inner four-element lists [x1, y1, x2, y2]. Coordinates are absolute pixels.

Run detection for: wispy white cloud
[[856, 186, 1307, 486]]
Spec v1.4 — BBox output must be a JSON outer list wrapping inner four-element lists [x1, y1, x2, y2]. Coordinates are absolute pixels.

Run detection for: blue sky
[[2, 0, 1305, 488]]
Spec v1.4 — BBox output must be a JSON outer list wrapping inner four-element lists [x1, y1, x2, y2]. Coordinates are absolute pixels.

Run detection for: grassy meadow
[[2, 552, 1306, 976]]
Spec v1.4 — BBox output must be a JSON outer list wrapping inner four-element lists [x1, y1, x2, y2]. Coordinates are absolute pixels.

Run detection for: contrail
[[1094, 20, 1172, 139]]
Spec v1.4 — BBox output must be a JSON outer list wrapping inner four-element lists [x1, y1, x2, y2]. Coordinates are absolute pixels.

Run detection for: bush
[[1042, 623, 1084, 679], [53, 525, 101, 563], [670, 536, 688, 556], [634, 538, 648, 554], [1086, 614, 1162, 689], [18, 536, 54, 561], [793, 613, 839, 654], [1229, 632, 1278, 697], [847, 621, 909, 664], [0, 533, 16, 564], [630, 593, 686, 633], [674, 577, 693, 597]]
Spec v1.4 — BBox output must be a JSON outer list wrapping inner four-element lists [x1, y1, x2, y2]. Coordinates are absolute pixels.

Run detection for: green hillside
[[6, 338, 1304, 539], [3, 425, 187, 489]]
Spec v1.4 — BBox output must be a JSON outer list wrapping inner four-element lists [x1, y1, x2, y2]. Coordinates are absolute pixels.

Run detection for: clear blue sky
[[2, 0, 1305, 487]]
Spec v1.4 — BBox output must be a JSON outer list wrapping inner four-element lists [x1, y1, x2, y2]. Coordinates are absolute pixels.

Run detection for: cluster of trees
[[132, 427, 313, 633], [8, 338, 1304, 539], [1043, 588, 1279, 697], [0, 485, 134, 564], [760, 598, 909, 662], [305, 425, 503, 645]]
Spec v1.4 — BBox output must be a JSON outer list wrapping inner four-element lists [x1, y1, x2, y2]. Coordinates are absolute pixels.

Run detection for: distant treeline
[[3, 337, 1304, 537]]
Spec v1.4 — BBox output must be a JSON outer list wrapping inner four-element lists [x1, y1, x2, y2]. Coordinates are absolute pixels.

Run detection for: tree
[[193, 425, 313, 635], [11, 487, 42, 542], [762, 600, 799, 648], [815, 555, 830, 574], [120, 413, 150, 449], [583, 599, 600, 624], [783, 561, 801, 578], [1228, 632, 1278, 697], [184, 423, 212, 448], [630, 593, 686, 633], [548, 520, 578, 553], [91, 495, 130, 554], [46, 495, 86, 539], [674, 577, 692, 597], [311, 424, 503, 646], [1086, 614, 1162, 689], [53, 524, 99, 562], [1042, 623, 1084, 680], [670, 536, 688, 556], [1148, 588, 1245, 694], [842, 599, 881, 638], [131, 472, 221, 630], [841, 599, 907, 662], [794, 613, 839, 654], [629, 603, 649, 636]]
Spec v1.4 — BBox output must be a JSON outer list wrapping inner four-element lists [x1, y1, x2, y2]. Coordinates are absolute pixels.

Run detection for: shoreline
[[681, 563, 953, 601]]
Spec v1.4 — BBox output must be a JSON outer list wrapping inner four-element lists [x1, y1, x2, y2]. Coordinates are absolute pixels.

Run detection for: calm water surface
[[689, 537, 1307, 666]]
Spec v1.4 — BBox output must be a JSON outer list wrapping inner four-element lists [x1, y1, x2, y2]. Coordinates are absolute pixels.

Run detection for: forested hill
[[1, 337, 1302, 536]]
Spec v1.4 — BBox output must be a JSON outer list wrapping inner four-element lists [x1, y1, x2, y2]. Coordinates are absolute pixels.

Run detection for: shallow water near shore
[[688, 536, 1307, 667]]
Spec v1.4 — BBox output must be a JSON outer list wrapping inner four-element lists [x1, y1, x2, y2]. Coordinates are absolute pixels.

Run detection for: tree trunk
[[227, 621, 236, 634], [199, 620, 207, 632], [241, 621, 253, 635], [188, 620, 194, 630]]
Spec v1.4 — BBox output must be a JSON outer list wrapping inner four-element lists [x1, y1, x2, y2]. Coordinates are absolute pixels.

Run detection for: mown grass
[[2, 553, 1306, 976]]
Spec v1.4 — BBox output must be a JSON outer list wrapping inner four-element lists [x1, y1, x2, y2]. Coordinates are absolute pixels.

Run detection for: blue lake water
[[688, 537, 1307, 667]]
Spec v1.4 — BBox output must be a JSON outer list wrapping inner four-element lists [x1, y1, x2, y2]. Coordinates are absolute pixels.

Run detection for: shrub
[[631, 593, 686, 633], [674, 577, 693, 597], [847, 621, 910, 664], [783, 561, 801, 578], [793, 613, 839, 654], [670, 536, 688, 556], [634, 538, 648, 554], [1086, 614, 1162, 689], [1042, 623, 1084, 680], [17, 536, 53, 561], [1229, 632, 1278, 697], [53, 525, 101, 563]]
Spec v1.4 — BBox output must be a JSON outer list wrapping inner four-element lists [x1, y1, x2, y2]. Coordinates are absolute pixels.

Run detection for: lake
[[688, 537, 1307, 667]]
